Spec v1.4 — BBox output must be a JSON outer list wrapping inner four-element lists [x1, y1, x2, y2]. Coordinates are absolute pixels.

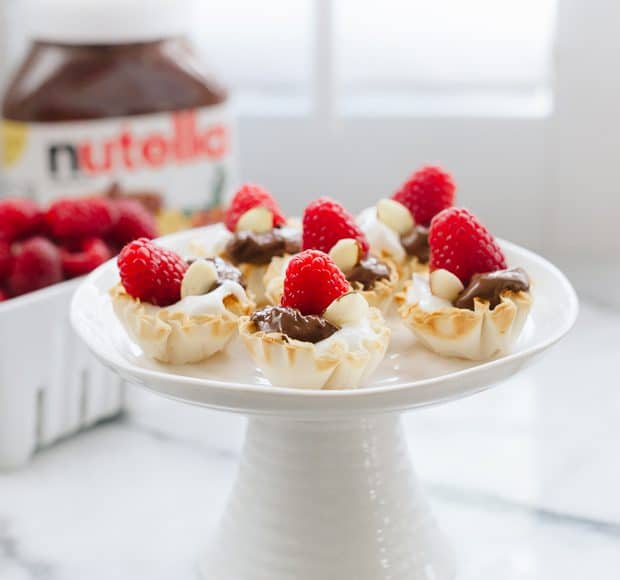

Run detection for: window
[[194, 0, 558, 116], [194, 0, 313, 112]]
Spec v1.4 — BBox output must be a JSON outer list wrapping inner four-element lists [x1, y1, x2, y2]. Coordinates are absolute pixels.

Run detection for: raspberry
[[224, 184, 286, 232], [429, 207, 506, 285], [281, 249, 350, 315], [302, 197, 369, 256], [109, 199, 158, 246], [46, 197, 117, 240], [118, 238, 188, 306], [0, 241, 13, 281], [61, 237, 112, 278], [8, 237, 63, 296], [393, 165, 455, 227], [0, 198, 44, 242]]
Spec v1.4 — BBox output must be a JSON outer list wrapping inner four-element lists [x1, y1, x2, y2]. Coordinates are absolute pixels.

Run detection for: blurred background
[[0, 1, 619, 579], [2, 0, 618, 305]]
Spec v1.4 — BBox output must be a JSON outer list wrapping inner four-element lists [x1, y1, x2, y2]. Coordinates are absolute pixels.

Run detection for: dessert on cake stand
[[71, 226, 578, 580]]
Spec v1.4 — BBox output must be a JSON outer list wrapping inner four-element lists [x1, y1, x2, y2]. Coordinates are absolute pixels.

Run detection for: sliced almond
[[236, 206, 274, 233], [430, 268, 464, 302], [323, 291, 369, 327], [329, 238, 361, 273], [376, 198, 415, 235], [181, 259, 219, 299]]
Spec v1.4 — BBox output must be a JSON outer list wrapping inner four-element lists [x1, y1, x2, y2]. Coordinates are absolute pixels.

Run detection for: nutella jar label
[[1, 103, 237, 231]]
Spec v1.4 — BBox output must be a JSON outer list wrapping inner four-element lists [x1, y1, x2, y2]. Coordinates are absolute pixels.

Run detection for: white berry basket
[[0, 278, 124, 470], [72, 225, 578, 580]]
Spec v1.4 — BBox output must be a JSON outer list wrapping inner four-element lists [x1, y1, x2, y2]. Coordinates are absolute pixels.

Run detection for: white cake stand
[[71, 225, 578, 580]]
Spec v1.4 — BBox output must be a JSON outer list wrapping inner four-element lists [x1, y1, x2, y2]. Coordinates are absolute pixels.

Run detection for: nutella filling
[[347, 257, 391, 290], [225, 229, 301, 265], [187, 257, 246, 289], [250, 306, 338, 343], [400, 226, 430, 263], [454, 267, 530, 311]]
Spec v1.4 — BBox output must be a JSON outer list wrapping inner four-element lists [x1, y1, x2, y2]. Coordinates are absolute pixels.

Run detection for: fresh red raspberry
[[8, 237, 63, 296], [281, 249, 351, 316], [0, 198, 44, 242], [0, 288, 8, 302], [224, 184, 286, 232], [108, 199, 158, 246], [302, 197, 370, 256], [61, 237, 112, 278], [429, 207, 507, 285], [46, 197, 117, 240], [393, 165, 455, 227], [118, 238, 188, 306], [0, 241, 13, 281]]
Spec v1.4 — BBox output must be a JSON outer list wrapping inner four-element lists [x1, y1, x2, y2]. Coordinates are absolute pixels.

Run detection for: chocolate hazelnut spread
[[225, 230, 302, 265], [347, 257, 391, 290], [3, 40, 226, 122], [1, 0, 236, 218], [251, 306, 338, 343], [400, 226, 430, 263], [454, 267, 530, 311]]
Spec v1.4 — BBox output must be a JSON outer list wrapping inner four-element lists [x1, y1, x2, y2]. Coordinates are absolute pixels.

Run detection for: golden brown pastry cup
[[396, 284, 532, 361], [110, 283, 253, 364], [238, 307, 390, 389]]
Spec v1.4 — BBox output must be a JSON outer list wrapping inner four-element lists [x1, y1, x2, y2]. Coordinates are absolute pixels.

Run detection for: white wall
[[238, 115, 547, 252], [545, 0, 620, 306], [550, 0, 620, 260]]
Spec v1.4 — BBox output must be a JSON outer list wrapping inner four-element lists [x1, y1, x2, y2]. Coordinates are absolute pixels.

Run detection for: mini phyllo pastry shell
[[111, 282, 253, 364], [396, 275, 532, 361], [239, 307, 390, 390]]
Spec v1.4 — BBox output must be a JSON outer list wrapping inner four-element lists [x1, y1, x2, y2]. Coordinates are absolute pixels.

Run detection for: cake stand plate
[[71, 225, 578, 580]]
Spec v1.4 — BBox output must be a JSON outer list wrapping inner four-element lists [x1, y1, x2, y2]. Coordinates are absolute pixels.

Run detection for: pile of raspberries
[[0, 196, 157, 301]]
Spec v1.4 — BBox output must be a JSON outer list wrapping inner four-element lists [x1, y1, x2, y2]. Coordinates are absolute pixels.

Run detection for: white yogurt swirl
[[315, 316, 379, 354], [357, 206, 406, 263], [167, 280, 248, 317], [406, 274, 452, 312]]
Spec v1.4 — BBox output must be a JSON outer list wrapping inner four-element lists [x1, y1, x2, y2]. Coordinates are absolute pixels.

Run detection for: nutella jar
[[1, 0, 237, 231]]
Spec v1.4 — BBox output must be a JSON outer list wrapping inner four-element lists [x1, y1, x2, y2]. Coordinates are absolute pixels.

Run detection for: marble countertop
[[0, 301, 619, 580]]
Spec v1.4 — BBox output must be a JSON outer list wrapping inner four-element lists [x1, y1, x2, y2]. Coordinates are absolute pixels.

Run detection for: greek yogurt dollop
[[357, 206, 406, 262], [167, 280, 248, 317], [314, 314, 381, 354], [406, 274, 452, 312]]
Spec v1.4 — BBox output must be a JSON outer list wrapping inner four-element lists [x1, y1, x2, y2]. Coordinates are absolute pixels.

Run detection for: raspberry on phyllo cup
[[395, 208, 532, 361], [110, 238, 253, 364], [239, 250, 390, 389], [357, 165, 455, 278], [264, 197, 398, 311], [191, 184, 301, 307]]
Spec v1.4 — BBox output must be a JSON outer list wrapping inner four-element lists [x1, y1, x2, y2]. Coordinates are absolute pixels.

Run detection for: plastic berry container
[[0, 278, 124, 470]]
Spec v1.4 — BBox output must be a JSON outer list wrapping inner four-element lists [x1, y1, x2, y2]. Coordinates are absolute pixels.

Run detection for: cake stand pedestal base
[[200, 415, 456, 580]]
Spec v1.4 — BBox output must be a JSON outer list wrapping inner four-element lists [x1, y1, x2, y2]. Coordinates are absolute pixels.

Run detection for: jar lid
[[26, 0, 194, 44]]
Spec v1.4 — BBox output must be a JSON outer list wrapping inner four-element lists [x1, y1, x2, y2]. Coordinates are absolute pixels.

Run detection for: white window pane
[[336, 0, 558, 91], [191, 0, 312, 94]]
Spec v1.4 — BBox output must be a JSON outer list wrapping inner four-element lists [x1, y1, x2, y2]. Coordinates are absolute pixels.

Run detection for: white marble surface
[[0, 301, 619, 580]]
